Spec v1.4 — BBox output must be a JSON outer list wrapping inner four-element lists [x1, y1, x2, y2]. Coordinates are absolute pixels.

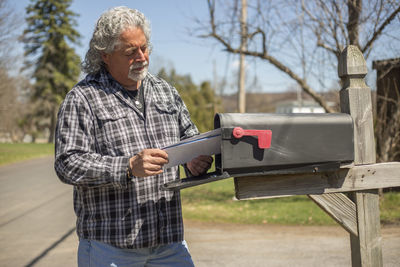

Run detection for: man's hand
[[129, 149, 169, 177], [186, 155, 213, 176]]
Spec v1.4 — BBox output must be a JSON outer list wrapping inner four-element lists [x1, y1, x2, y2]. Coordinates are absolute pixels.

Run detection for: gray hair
[[81, 6, 152, 74]]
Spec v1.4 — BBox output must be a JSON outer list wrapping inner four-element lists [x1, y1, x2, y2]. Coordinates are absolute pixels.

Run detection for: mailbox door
[[214, 113, 354, 175]]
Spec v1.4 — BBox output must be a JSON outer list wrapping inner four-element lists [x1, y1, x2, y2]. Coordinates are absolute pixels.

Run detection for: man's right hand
[[129, 149, 169, 177]]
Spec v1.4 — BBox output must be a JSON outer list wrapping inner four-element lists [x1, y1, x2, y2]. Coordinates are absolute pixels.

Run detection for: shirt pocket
[[154, 101, 180, 143], [95, 106, 132, 155]]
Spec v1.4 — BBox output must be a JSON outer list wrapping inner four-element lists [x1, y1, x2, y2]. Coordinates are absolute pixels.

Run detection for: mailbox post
[[339, 46, 382, 267]]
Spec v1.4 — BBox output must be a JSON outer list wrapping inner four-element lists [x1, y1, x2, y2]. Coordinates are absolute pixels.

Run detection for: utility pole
[[213, 60, 218, 114], [238, 0, 247, 113]]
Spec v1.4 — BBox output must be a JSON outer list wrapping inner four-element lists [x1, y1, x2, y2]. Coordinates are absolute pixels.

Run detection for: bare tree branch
[[361, 3, 400, 53], [198, 0, 399, 116], [317, 40, 340, 58], [206, 3, 334, 112], [302, 1, 342, 58], [247, 28, 266, 55], [333, 0, 348, 44]]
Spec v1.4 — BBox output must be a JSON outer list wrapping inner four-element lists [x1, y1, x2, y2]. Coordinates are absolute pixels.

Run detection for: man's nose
[[135, 49, 146, 61]]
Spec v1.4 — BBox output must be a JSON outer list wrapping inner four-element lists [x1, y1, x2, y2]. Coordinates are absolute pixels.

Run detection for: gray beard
[[128, 63, 148, 81]]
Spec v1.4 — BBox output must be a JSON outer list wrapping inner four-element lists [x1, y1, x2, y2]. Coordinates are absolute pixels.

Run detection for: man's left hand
[[186, 155, 213, 176]]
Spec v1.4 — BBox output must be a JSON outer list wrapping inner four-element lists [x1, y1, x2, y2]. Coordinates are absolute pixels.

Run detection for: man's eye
[[126, 50, 136, 56], [125, 46, 147, 57]]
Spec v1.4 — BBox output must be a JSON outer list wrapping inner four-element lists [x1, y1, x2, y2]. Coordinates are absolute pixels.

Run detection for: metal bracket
[[161, 171, 231, 191]]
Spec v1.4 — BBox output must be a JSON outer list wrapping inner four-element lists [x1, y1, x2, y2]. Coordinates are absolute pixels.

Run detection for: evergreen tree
[[21, 0, 81, 143]]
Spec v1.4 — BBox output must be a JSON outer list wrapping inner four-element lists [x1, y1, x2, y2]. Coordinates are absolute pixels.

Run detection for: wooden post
[[339, 45, 383, 267]]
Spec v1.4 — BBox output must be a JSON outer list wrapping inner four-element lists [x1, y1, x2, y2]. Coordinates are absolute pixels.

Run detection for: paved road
[[0, 157, 399, 266], [0, 157, 76, 266]]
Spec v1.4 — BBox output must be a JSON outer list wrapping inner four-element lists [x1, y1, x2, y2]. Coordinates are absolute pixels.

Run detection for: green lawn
[[0, 143, 54, 166], [181, 178, 400, 226], [2, 143, 399, 226], [380, 191, 400, 225], [182, 178, 335, 225]]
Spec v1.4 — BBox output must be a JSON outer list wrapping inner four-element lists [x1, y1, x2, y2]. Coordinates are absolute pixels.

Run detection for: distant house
[[220, 91, 339, 113], [275, 100, 326, 113]]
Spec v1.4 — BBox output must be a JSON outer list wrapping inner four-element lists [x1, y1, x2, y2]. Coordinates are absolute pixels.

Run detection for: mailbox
[[162, 113, 354, 190]]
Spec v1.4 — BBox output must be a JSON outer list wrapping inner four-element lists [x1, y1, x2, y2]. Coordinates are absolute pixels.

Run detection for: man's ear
[[101, 53, 109, 65]]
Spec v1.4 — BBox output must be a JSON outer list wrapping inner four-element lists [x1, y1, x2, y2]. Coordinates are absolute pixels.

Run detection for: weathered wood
[[339, 45, 382, 267], [234, 162, 400, 199], [340, 87, 376, 164], [349, 190, 383, 267], [308, 193, 357, 236]]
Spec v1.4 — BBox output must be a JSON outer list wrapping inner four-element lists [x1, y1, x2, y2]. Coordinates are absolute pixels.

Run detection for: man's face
[[102, 27, 149, 88]]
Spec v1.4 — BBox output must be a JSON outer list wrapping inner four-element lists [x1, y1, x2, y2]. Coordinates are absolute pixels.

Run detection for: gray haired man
[[55, 6, 212, 266]]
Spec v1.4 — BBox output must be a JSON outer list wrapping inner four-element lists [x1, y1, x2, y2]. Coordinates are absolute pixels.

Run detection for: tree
[[0, 0, 22, 69], [0, 68, 19, 141], [158, 68, 219, 132], [21, 0, 81, 143], [0, 0, 29, 142], [199, 0, 400, 113]]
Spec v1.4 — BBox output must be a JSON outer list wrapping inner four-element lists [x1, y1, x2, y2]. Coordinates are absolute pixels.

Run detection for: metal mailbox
[[163, 113, 354, 190]]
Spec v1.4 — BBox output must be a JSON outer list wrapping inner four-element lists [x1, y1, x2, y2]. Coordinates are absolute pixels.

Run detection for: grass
[[0, 143, 54, 166], [180, 158, 336, 225], [2, 143, 399, 226], [181, 178, 400, 225], [380, 192, 400, 225], [181, 178, 337, 225]]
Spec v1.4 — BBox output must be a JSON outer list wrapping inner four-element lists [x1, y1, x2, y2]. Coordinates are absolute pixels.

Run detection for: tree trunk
[[347, 0, 362, 48], [47, 107, 56, 143]]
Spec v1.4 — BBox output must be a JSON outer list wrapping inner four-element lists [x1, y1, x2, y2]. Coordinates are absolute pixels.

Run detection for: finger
[[149, 149, 169, 159], [190, 168, 200, 176], [149, 156, 168, 166], [192, 164, 208, 176], [186, 162, 198, 176], [144, 162, 164, 171], [194, 157, 213, 168], [141, 152, 168, 165], [141, 149, 168, 161], [197, 167, 208, 175], [195, 160, 211, 170], [196, 155, 213, 164]]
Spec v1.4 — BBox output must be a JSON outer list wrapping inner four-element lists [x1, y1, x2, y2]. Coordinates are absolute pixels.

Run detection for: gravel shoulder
[[184, 220, 400, 267]]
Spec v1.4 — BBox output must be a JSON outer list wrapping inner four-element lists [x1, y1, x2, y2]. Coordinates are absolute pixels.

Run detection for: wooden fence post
[[339, 45, 383, 267]]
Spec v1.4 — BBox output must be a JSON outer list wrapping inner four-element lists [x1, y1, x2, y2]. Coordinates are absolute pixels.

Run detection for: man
[[55, 6, 212, 266]]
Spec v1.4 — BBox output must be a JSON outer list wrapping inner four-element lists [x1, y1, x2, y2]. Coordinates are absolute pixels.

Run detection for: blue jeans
[[78, 239, 194, 267]]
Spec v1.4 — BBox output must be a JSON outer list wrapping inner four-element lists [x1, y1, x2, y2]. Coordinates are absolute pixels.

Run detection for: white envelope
[[162, 128, 221, 168]]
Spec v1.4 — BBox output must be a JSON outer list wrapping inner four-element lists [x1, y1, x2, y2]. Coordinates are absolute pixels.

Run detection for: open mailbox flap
[[162, 112, 354, 191]]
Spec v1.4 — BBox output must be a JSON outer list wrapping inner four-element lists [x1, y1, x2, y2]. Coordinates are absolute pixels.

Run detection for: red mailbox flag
[[232, 127, 272, 149]]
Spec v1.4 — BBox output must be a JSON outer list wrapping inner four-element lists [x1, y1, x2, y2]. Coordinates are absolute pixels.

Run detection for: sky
[[12, 0, 291, 94]]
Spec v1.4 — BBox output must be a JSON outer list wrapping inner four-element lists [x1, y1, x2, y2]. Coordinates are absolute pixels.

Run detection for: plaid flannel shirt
[[54, 68, 198, 248]]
